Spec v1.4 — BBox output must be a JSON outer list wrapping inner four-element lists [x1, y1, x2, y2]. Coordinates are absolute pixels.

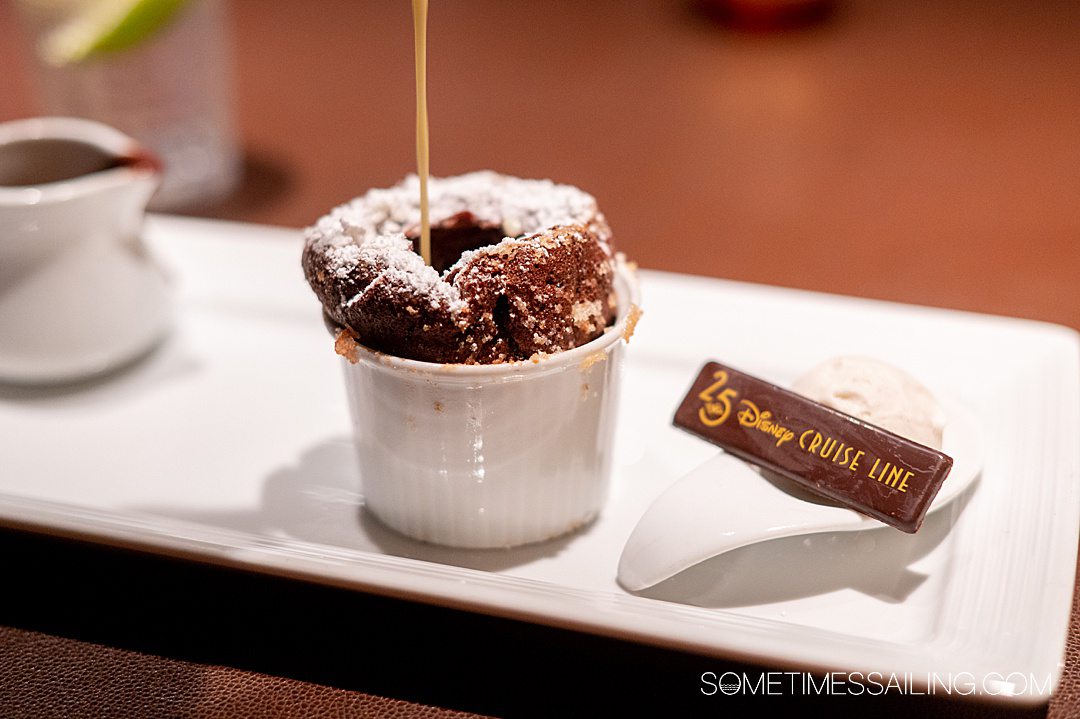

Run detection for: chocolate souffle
[[302, 171, 617, 363]]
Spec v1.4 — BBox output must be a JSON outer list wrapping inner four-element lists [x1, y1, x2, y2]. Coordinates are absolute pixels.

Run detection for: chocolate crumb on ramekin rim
[[302, 172, 618, 364]]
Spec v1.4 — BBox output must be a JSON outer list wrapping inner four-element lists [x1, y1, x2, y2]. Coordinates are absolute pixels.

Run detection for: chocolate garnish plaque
[[673, 362, 953, 533]]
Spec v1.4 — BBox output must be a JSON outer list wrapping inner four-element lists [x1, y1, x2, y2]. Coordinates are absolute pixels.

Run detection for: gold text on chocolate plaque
[[695, 370, 914, 493]]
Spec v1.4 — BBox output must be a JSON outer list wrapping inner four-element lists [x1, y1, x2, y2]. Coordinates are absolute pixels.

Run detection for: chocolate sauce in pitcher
[[0, 138, 157, 187]]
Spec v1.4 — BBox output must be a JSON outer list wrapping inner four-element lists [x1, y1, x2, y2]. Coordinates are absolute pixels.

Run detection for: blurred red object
[[698, 0, 833, 29]]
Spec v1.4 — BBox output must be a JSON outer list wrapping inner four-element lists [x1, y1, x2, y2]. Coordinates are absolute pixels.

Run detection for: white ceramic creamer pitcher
[[0, 117, 172, 384]]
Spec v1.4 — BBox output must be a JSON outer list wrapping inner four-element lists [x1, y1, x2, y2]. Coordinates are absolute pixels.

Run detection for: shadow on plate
[[0, 336, 199, 407], [636, 474, 980, 608], [133, 433, 979, 602], [136, 437, 586, 573]]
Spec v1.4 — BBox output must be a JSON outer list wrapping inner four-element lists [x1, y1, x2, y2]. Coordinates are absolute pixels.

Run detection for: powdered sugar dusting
[[303, 172, 618, 363], [304, 171, 609, 318]]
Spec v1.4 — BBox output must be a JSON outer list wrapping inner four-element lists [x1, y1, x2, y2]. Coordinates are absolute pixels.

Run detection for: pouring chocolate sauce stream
[[412, 0, 431, 265]]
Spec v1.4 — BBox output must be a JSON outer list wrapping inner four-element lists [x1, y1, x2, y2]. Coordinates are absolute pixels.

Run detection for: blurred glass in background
[[13, 0, 240, 211]]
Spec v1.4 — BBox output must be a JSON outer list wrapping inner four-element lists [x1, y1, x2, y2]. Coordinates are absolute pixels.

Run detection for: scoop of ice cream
[[792, 356, 947, 449]]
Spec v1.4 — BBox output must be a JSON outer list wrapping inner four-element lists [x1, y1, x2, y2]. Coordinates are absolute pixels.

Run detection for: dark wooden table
[[1, 0, 1077, 716]]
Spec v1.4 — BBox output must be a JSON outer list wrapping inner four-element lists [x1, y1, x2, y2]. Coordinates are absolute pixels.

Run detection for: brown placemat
[[1048, 550, 1080, 719], [0, 626, 492, 719], [0, 522, 1074, 718]]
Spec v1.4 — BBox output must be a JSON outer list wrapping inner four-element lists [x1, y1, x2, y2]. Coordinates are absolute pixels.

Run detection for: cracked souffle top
[[302, 171, 617, 363]]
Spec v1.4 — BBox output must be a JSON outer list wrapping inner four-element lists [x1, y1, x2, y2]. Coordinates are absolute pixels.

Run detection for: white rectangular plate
[[1, 216, 1077, 704]]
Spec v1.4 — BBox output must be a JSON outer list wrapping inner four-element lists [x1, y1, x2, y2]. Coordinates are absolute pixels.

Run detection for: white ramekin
[[335, 261, 639, 548]]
